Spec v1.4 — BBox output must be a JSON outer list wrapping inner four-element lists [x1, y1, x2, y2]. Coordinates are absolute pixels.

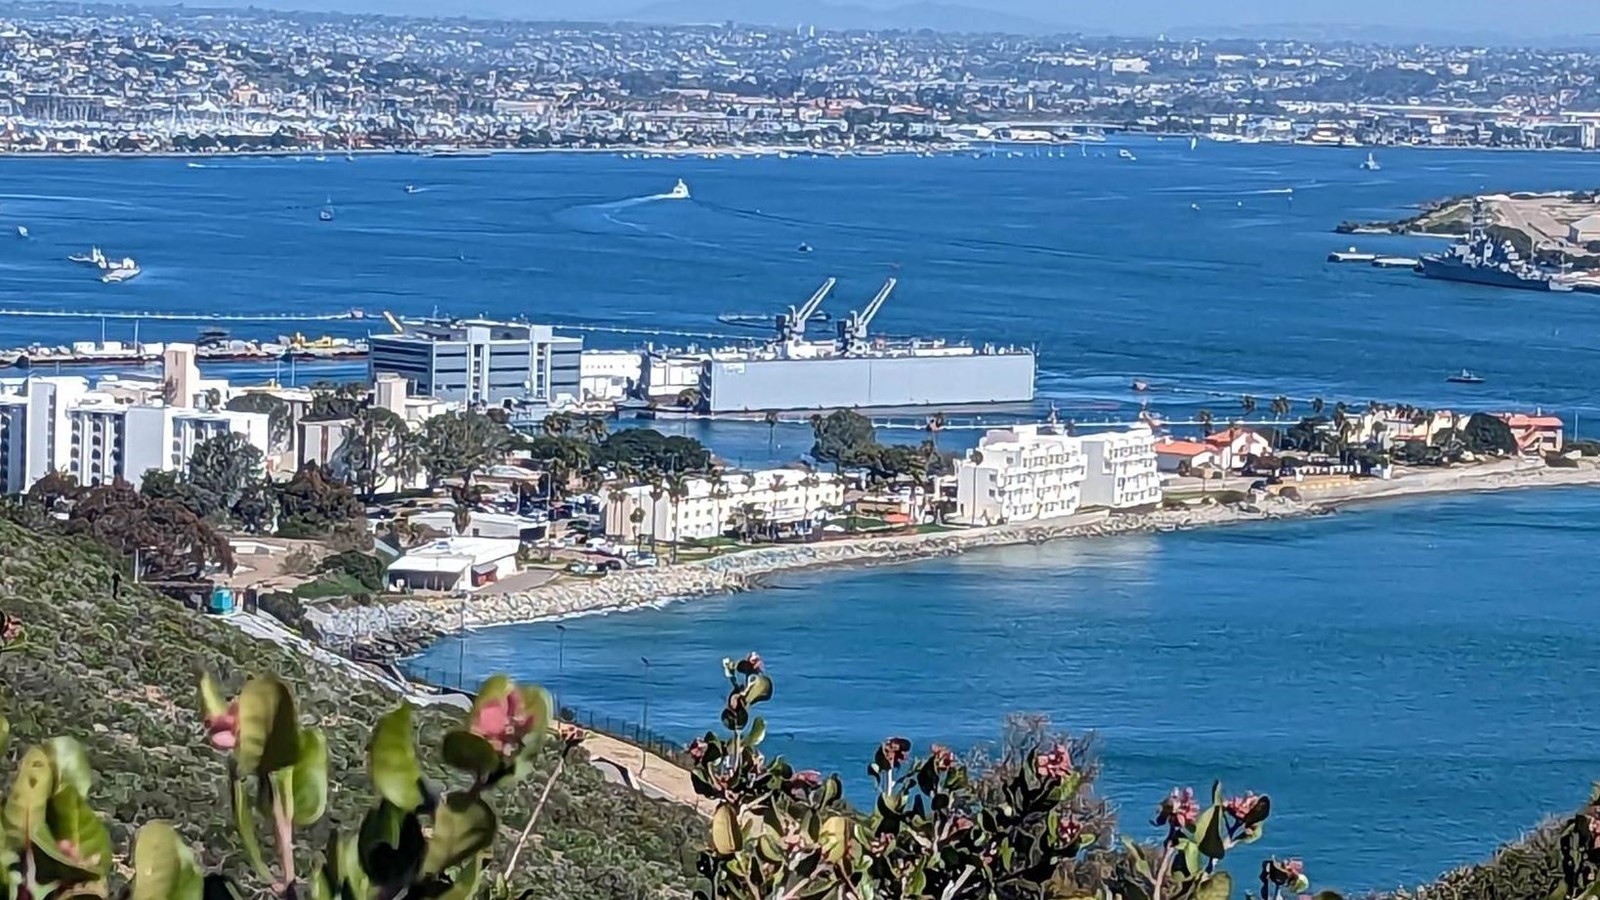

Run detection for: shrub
[[317, 550, 386, 593], [282, 546, 320, 576]]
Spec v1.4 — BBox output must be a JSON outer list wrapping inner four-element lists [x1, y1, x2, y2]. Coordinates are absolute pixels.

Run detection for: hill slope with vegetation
[[0, 518, 701, 900]]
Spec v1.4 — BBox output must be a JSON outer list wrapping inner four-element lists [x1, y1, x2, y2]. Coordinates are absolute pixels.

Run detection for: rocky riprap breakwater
[[308, 497, 1311, 656]]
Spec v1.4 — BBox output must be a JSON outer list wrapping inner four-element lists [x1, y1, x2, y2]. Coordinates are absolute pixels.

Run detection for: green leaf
[[1196, 803, 1227, 860], [710, 804, 743, 856], [743, 674, 773, 705], [45, 738, 92, 801], [1195, 872, 1232, 900], [438, 855, 483, 900], [1121, 837, 1154, 882], [3, 747, 54, 843], [515, 686, 553, 755], [368, 704, 424, 811], [422, 793, 497, 877], [820, 816, 850, 864], [198, 673, 228, 720], [290, 729, 329, 827], [746, 717, 767, 748], [1181, 838, 1202, 877], [131, 821, 201, 900], [1242, 794, 1271, 827], [39, 785, 112, 879], [235, 676, 300, 776], [0, 713, 10, 759], [441, 730, 502, 781], [231, 777, 269, 881]]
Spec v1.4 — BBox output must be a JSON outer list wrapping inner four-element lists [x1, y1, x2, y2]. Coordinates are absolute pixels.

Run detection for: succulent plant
[[0, 671, 584, 900]]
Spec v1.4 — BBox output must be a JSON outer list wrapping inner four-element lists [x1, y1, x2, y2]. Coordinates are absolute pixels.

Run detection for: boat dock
[[1327, 248, 1378, 263]]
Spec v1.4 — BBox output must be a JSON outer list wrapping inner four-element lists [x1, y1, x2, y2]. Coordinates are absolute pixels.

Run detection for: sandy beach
[[302, 457, 1600, 655]]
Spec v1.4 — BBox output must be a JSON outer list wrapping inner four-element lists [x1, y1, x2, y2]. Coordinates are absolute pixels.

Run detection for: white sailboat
[[1189, 135, 1199, 151], [1360, 151, 1382, 171]]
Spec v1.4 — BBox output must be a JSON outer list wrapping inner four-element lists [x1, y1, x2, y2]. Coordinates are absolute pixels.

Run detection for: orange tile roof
[[1155, 439, 1212, 456], [1497, 414, 1564, 429]]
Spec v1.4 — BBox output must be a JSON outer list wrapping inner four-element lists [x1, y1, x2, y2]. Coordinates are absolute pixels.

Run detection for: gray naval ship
[[1419, 198, 1573, 292]]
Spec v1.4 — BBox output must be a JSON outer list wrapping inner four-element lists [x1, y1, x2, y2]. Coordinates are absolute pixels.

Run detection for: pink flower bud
[[880, 737, 911, 769], [205, 700, 240, 752], [688, 739, 708, 763], [1035, 744, 1074, 780], [1155, 786, 1199, 830], [1225, 791, 1261, 821], [469, 690, 536, 754], [929, 744, 957, 772]]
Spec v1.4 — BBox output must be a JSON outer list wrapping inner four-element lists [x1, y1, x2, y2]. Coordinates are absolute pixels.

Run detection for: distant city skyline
[[151, 0, 1600, 41]]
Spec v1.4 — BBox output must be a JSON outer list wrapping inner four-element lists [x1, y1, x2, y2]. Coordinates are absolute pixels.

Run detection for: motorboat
[[667, 179, 690, 200], [798, 242, 813, 253], [15, 226, 27, 238], [69, 246, 106, 266], [1446, 369, 1484, 385], [404, 184, 419, 194], [319, 198, 335, 221], [1118, 148, 1137, 161], [1360, 152, 1381, 171], [101, 263, 141, 283]]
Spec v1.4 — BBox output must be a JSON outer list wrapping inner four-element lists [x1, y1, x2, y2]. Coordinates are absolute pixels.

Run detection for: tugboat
[[1360, 152, 1381, 171], [1447, 369, 1485, 385], [1420, 198, 1573, 292], [666, 179, 691, 200]]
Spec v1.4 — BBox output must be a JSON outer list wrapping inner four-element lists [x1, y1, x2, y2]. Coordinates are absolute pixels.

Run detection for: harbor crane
[[836, 277, 898, 354], [774, 277, 836, 343]]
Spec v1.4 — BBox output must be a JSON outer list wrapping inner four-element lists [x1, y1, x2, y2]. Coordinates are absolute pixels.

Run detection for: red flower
[[787, 769, 822, 790], [470, 690, 537, 754], [0, 613, 21, 646], [1225, 792, 1261, 821], [1155, 787, 1199, 830], [1057, 816, 1083, 844], [741, 652, 764, 674], [929, 744, 957, 772], [205, 699, 240, 751], [1035, 744, 1074, 780], [951, 815, 974, 833], [880, 737, 911, 769], [688, 739, 709, 763], [1282, 859, 1304, 879]]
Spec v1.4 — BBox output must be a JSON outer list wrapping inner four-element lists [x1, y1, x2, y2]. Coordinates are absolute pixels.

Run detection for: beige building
[[954, 424, 1087, 525], [604, 468, 843, 544], [1080, 425, 1162, 509]]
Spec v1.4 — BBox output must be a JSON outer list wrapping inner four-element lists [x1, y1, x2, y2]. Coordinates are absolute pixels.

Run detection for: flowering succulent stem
[[273, 787, 297, 899], [1151, 846, 1177, 900], [504, 756, 566, 878]]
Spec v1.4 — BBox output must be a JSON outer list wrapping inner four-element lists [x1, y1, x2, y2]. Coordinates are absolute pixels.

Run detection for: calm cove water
[[413, 489, 1600, 891], [6, 143, 1600, 889]]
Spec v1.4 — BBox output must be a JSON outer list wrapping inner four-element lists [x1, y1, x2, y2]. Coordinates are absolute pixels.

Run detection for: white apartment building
[[604, 468, 844, 544], [0, 394, 30, 494], [954, 424, 1087, 525], [1080, 425, 1162, 510], [64, 404, 271, 488]]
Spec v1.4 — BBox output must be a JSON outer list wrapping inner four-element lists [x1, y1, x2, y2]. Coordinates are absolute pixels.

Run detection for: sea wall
[[307, 497, 1312, 654]]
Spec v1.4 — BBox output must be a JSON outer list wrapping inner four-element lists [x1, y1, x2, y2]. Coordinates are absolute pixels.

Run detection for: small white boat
[[15, 225, 27, 238], [1360, 152, 1382, 171], [667, 179, 690, 200], [404, 184, 419, 194], [101, 263, 141, 283], [1190, 135, 1199, 151], [1118, 148, 1137, 161]]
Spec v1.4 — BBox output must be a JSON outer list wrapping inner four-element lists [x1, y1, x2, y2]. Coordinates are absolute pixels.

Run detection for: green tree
[[232, 478, 277, 534], [139, 468, 199, 512], [666, 471, 690, 564], [1463, 413, 1518, 455], [25, 470, 80, 511], [227, 392, 294, 454], [343, 406, 413, 499], [188, 433, 266, 520], [273, 463, 364, 538], [810, 409, 877, 471], [418, 411, 514, 489], [66, 480, 233, 579]]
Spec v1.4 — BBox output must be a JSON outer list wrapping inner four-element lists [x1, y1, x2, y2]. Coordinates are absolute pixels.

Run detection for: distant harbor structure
[[369, 318, 583, 408], [1419, 198, 1574, 292], [640, 278, 1036, 414]]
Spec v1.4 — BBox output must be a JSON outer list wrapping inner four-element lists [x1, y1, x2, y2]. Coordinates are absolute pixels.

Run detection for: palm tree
[[540, 412, 574, 438], [580, 416, 608, 444], [925, 411, 948, 451], [647, 475, 665, 553], [451, 503, 472, 535], [1311, 397, 1326, 416], [764, 410, 780, 453], [607, 485, 628, 538], [666, 473, 690, 564], [629, 507, 647, 550], [1197, 409, 1215, 436], [1271, 395, 1292, 419], [1240, 394, 1257, 416]]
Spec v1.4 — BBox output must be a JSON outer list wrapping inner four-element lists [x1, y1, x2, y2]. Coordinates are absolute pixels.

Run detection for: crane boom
[[382, 310, 406, 334], [855, 277, 897, 332], [792, 277, 836, 332]]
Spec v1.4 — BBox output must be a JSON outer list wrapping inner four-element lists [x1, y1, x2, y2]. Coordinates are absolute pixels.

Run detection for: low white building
[[408, 509, 547, 541], [953, 424, 1087, 525], [387, 537, 520, 592], [579, 350, 643, 403], [1080, 425, 1162, 509], [604, 468, 844, 544]]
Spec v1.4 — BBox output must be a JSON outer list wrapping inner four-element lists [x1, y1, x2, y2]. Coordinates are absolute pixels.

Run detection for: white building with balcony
[[604, 468, 844, 544], [954, 424, 1087, 525], [1080, 425, 1162, 510]]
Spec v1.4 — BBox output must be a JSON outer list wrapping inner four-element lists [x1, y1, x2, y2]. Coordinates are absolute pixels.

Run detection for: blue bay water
[[414, 489, 1600, 892], [7, 143, 1600, 889]]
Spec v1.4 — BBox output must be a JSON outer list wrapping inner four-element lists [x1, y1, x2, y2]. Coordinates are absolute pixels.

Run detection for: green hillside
[[0, 519, 701, 899]]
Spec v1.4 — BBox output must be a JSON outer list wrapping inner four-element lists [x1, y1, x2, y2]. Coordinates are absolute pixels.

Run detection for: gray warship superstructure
[[1419, 198, 1574, 292]]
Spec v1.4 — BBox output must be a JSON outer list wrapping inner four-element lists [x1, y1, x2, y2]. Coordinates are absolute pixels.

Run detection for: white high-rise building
[[954, 424, 1087, 525], [1080, 425, 1162, 510]]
